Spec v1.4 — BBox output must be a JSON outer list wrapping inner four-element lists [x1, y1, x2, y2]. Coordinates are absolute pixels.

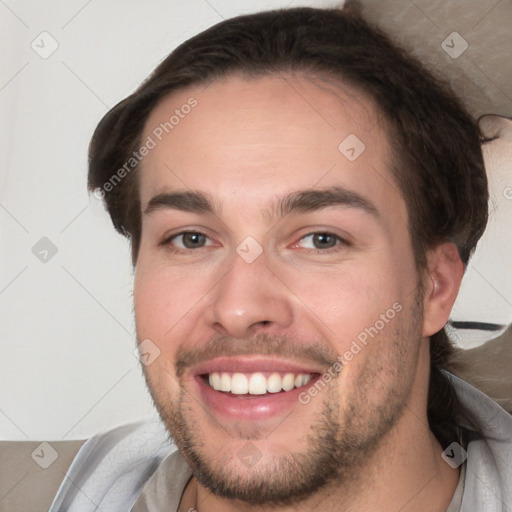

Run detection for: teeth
[[220, 372, 231, 392], [248, 373, 267, 395], [231, 373, 249, 394], [282, 373, 295, 391], [267, 372, 282, 393], [207, 371, 312, 395], [209, 372, 221, 390]]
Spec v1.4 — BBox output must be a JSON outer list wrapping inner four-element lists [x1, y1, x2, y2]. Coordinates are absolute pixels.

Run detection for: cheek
[[133, 263, 196, 396], [133, 260, 203, 353], [282, 257, 412, 343]]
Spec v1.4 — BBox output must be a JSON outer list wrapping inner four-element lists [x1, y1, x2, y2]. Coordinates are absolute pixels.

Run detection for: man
[[2, 3, 511, 512]]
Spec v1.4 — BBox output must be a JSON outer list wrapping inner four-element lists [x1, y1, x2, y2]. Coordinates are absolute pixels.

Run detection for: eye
[[166, 231, 213, 249], [296, 232, 345, 251]]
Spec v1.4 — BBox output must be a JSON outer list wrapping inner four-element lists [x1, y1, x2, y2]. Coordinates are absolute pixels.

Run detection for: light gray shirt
[[48, 373, 512, 511]]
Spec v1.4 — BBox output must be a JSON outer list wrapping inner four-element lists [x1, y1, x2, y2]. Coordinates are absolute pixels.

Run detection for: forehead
[[138, 73, 402, 218]]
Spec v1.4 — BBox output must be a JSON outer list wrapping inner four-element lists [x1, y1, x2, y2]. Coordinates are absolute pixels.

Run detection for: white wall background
[[1, 0, 510, 441]]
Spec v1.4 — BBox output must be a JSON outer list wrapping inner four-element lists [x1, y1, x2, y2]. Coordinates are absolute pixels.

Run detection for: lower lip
[[195, 375, 319, 421]]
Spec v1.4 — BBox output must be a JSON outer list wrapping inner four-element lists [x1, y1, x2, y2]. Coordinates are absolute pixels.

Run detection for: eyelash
[[160, 231, 214, 252], [160, 230, 349, 255], [293, 233, 348, 254]]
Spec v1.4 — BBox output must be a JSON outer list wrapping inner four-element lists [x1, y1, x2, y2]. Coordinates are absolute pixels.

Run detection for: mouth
[[191, 357, 323, 420]]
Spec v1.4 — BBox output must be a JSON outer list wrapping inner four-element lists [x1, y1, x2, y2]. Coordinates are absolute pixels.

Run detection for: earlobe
[[422, 243, 464, 337]]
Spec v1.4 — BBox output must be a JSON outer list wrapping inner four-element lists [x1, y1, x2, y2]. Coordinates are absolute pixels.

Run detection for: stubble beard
[[143, 294, 424, 507]]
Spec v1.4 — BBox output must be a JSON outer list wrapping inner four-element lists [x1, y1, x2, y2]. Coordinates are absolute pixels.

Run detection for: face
[[133, 74, 425, 505]]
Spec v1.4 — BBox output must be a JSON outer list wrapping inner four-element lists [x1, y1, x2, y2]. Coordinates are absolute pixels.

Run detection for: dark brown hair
[[88, 6, 488, 446]]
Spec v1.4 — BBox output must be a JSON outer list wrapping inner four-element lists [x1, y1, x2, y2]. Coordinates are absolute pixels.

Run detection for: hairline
[[130, 69, 428, 269]]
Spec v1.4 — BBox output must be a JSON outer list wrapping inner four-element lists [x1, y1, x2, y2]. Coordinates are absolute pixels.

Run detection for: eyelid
[[289, 228, 351, 247], [159, 227, 351, 253], [160, 228, 217, 249], [302, 232, 339, 243]]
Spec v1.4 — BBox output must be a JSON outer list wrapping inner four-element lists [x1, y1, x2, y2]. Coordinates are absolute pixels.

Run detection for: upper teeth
[[208, 372, 312, 395]]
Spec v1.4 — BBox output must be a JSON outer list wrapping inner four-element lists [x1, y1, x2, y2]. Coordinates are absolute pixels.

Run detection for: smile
[[191, 357, 323, 420], [206, 371, 314, 395]]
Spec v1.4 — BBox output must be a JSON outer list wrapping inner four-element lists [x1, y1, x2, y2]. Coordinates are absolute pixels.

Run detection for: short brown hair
[[88, 6, 489, 446]]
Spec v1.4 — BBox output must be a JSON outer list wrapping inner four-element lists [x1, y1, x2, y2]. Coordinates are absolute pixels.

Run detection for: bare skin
[[133, 74, 463, 511]]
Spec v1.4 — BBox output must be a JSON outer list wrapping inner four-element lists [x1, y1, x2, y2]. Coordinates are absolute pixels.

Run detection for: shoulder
[[1, 420, 174, 512], [0, 439, 86, 512], [46, 420, 174, 511], [451, 323, 512, 413], [446, 372, 512, 508]]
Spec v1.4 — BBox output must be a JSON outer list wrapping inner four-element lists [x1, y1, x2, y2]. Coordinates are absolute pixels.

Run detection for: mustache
[[175, 333, 339, 378]]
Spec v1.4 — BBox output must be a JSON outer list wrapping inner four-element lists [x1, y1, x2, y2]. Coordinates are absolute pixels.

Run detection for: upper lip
[[192, 356, 323, 377]]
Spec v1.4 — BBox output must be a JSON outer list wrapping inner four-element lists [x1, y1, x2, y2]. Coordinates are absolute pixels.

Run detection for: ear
[[422, 243, 464, 337]]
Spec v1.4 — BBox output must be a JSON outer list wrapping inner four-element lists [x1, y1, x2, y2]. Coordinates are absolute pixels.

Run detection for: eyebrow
[[279, 187, 379, 218], [143, 186, 379, 219], [144, 191, 215, 215]]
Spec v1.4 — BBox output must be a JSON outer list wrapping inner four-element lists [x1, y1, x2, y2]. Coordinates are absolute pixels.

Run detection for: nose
[[205, 249, 294, 339]]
